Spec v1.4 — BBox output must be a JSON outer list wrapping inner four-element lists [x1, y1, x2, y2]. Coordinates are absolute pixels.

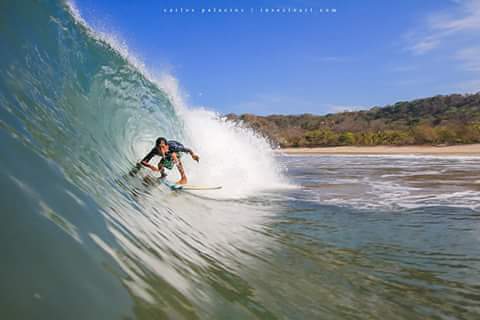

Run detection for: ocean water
[[1, 1, 480, 319]]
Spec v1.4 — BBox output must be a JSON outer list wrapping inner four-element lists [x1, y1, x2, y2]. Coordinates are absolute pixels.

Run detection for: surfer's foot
[[160, 172, 167, 179], [176, 177, 187, 185]]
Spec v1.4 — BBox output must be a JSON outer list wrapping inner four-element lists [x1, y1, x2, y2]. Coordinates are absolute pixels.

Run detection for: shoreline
[[278, 144, 480, 156]]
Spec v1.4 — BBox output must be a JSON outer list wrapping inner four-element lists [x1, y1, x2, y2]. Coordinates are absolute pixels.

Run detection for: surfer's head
[[156, 137, 167, 147], [156, 137, 168, 153]]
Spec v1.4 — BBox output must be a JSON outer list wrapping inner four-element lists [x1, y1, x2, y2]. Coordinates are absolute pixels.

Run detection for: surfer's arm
[[141, 162, 159, 171], [191, 152, 199, 162], [140, 148, 159, 171], [140, 160, 157, 171], [178, 146, 200, 162]]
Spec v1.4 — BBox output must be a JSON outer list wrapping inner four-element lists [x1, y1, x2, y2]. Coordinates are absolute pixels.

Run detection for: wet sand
[[279, 144, 480, 155]]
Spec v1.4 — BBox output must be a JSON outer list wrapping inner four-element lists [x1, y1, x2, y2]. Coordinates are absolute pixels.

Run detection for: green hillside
[[226, 93, 480, 147]]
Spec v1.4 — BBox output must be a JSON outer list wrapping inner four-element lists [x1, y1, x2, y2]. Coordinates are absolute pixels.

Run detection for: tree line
[[226, 93, 480, 147]]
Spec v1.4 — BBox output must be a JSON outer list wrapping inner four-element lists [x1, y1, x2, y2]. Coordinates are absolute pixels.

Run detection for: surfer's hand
[[192, 154, 200, 162]]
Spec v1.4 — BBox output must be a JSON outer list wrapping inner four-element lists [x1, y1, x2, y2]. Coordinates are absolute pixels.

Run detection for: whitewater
[[1, 1, 480, 319]]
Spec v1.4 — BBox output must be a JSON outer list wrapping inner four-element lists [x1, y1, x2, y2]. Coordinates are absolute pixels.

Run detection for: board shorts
[[159, 152, 181, 170]]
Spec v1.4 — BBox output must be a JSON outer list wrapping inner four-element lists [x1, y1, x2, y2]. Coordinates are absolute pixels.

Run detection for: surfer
[[139, 137, 199, 185]]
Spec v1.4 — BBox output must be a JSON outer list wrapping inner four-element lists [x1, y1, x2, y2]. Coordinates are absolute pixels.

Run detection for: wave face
[[0, 1, 287, 319]]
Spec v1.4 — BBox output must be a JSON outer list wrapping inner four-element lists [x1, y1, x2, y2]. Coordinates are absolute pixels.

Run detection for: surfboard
[[160, 179, 222, 191], [180, 184, 223, 190]]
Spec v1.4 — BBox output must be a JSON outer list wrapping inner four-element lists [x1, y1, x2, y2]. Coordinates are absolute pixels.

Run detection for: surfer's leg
[[160, 167, 167, 179], [172, 153, 187, 185], [157, 161, 167, 179]]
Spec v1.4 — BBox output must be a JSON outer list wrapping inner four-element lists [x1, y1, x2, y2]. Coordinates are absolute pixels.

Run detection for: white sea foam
[[156, 75, 290, 198], [289, 155, 480, 212]]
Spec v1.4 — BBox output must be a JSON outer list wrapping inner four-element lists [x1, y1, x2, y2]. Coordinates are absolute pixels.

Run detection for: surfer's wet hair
[[156, 137, 167, 146]]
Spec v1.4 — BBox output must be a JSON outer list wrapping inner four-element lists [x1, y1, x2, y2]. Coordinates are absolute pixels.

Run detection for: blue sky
[[75, 0, 480, 115]]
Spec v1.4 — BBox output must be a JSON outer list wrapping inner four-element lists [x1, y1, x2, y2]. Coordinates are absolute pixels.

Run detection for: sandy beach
[[279, 144, 480, 155]]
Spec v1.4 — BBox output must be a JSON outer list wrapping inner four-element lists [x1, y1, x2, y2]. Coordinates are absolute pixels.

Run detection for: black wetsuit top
[[141, 140, 192, 163]]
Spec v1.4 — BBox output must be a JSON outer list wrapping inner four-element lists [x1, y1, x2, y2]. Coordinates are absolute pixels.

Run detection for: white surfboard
[[180, 184, 223, 190], [160, 179, 222, 191]]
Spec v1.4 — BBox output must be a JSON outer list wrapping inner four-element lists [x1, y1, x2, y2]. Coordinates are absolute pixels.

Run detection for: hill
[[225, 93, 480, 147]]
